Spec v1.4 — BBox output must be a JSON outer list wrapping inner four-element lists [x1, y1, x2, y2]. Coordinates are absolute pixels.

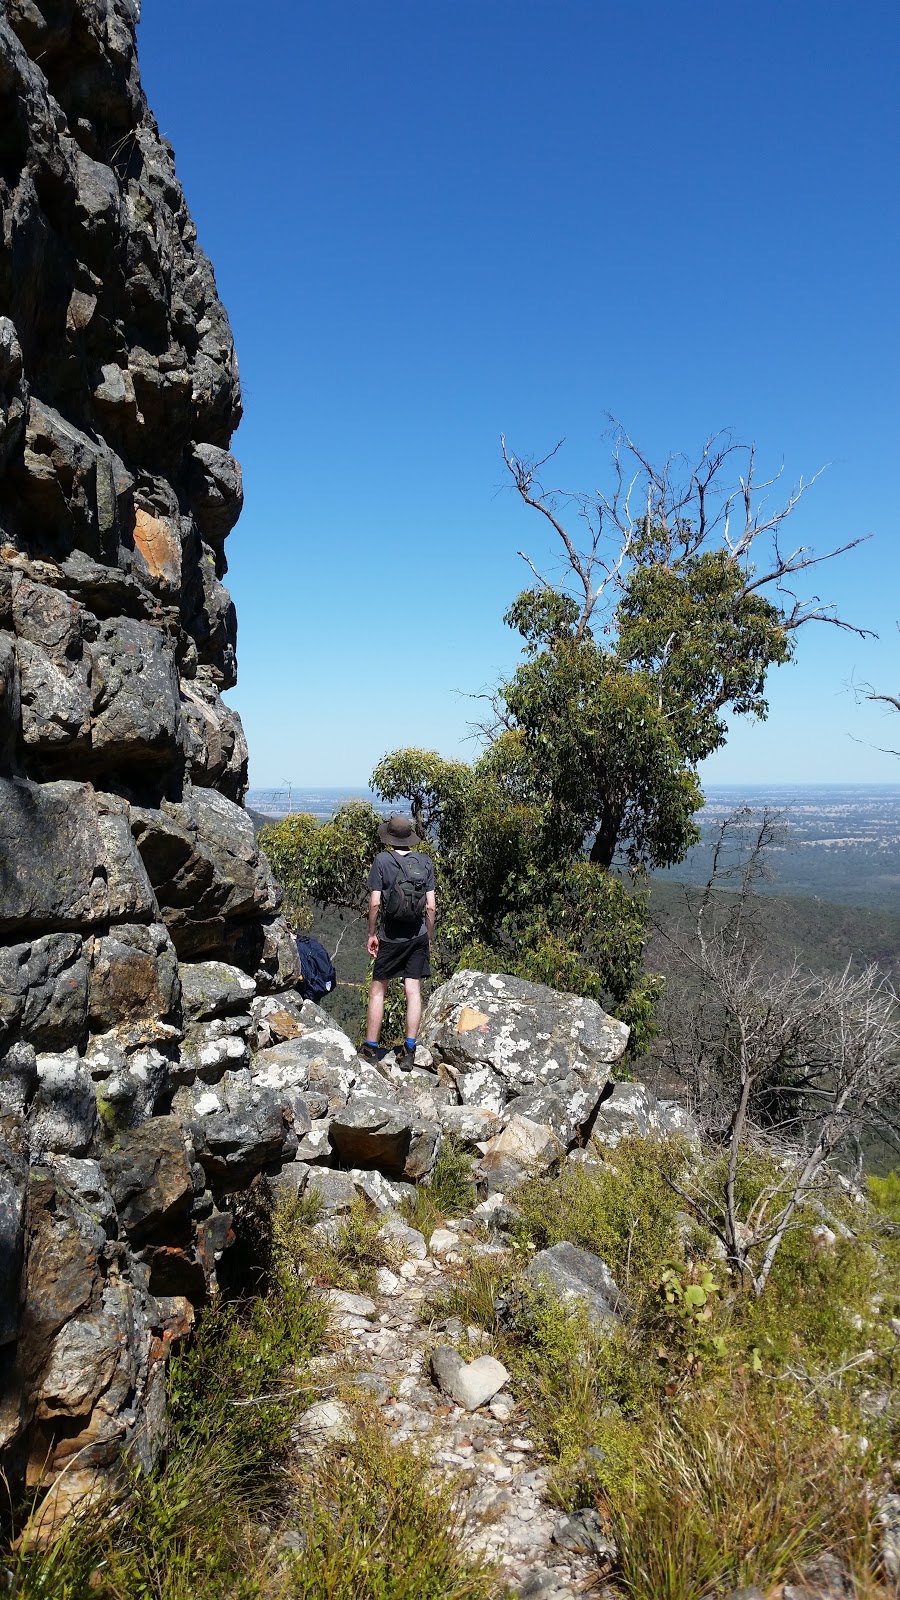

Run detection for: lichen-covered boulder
[[591, 1081, 701, 1151], [421, 970, 629, 1093], [178, 959, 256, 1025]]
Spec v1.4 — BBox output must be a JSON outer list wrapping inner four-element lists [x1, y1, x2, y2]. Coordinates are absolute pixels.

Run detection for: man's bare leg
[[366, 979, 387, 1046], [404, 978, 423, 1042]]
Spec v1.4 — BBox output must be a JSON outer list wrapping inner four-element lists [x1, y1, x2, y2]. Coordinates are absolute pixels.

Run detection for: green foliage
[[500, 620, 703, 873], [512, 1136, 691, 1311], [429, 1132, 898, 1584], [287, 1411, 499, 1600], [428, 1135, 478, 1215], [868, 1168, 900, 1221], [259, 800, 381, 927], [610, 1385, 874, 1600], [403, 1136, 477, 1241]]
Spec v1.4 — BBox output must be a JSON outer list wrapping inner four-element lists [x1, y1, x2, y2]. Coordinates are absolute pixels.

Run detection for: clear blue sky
[[137, 0, 899, 789]]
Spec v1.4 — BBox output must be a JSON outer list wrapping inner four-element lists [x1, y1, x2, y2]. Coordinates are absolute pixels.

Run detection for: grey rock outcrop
[[0, 0, 300, 1522], [422, 969, 630, 1085]]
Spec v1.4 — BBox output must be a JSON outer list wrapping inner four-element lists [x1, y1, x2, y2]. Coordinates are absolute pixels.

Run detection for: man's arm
[[367, 890, 381, 957], [425, 889, 436, 943]]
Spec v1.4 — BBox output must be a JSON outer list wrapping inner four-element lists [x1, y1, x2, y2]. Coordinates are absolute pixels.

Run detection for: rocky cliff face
[[0, 0, 303, 1520]]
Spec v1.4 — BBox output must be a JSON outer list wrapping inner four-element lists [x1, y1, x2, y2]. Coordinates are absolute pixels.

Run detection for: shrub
[[297, 1195, 399, 1293], [512, 1135, 694, 1310]]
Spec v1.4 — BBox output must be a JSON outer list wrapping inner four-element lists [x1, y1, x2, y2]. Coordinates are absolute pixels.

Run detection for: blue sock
[[364, 1039, 379, 1051], [405, 1036, 416, 1052]]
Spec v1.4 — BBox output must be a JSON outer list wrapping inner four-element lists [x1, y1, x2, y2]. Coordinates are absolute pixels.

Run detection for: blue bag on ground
[[295, 935, 336, 1000]]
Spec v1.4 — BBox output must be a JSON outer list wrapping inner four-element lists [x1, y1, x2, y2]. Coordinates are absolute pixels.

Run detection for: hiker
[[360, 813, 436, 1069]]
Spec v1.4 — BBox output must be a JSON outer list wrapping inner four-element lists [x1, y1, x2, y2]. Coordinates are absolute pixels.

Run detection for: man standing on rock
[[360, 814, 436, 1070]]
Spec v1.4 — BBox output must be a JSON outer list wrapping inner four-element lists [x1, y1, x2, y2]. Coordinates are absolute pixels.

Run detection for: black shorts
[[372, 934, 431, 982]]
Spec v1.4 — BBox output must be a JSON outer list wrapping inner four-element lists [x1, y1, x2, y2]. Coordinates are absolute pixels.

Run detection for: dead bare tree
[[656, 810, 900, 1296], [850, 625, 900, 757], [500, 421, 873, 646]]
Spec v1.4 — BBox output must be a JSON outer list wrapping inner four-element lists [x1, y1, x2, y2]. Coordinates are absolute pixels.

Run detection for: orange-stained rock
[[133, 507, 181, 591]]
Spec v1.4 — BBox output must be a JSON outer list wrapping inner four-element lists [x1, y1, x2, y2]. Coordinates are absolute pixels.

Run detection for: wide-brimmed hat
[[378, 813, 420, 850]]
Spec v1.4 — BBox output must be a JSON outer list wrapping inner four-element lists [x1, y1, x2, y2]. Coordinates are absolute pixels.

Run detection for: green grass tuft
[[286, 1410, 501, 1600]]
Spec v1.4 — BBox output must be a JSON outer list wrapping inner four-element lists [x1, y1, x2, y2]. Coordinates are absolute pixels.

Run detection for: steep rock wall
[[0, 0, 303, 1522]]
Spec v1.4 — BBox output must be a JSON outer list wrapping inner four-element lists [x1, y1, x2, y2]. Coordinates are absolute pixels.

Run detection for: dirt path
[[291, 1225, 608, 1600]]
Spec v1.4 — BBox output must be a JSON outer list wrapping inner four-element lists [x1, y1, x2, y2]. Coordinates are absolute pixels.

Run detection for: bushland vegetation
[[427, 1133, 900, 1599]]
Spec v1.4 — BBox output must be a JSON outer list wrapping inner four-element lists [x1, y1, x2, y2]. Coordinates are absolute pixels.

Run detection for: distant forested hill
[[647, 878, 900, 984]]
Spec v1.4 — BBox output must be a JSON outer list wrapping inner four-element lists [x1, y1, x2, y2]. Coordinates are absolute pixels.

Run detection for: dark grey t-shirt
[[367, 850, 435, 941]]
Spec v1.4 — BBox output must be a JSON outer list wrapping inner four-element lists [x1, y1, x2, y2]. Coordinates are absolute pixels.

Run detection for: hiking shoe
[[395, 1045, 416, 1072], [358, 1043, 382, 1065]]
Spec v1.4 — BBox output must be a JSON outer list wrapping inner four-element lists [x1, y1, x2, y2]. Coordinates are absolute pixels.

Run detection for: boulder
[[0, 1137, 27, 1345], [442, 1060, 508, 1114], [509, 1073, 606, 1148], [19, 1162, 110, 1382], [438, 1103, 503, 1149], [0, 1041, 38, 1123], [430, 1346, 510, 1411], [478, 1115, 564, 1178], [421, 969, 629, 1093], [17, 638, 91, 751], [131, 791, 279, 957], [526, 1241, 628, 1331], [180, 680, 249, 801], [28, 1050, 98, 1155], [551, 1508, 616, 1560], [210, 913, 302, 992], [187, 442, 243, 544], [177, 1018, 251, 1085], [304, 1168, 357, 1215], [0, 933, 89, 1050], [178, 960, 256, 1023], [96, 800, 159, 921], [95, 1046, 170, 1128], [88, 922, 180, 1030], [0, 778, 108, 934], [377, 1215, 427, 1260], [177, 1072, 295, 1186], [591, 1081, 701, 1151], [350, 1169, 416, 1212], [328, 1096, 441, 1182], [296, 1400, 353, 1444], [90, 617, 182, 766]]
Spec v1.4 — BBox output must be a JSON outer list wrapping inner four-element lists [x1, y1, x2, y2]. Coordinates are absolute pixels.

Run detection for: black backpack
[[382, 852, 429, 926], [295, 935, 337, 1000]]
